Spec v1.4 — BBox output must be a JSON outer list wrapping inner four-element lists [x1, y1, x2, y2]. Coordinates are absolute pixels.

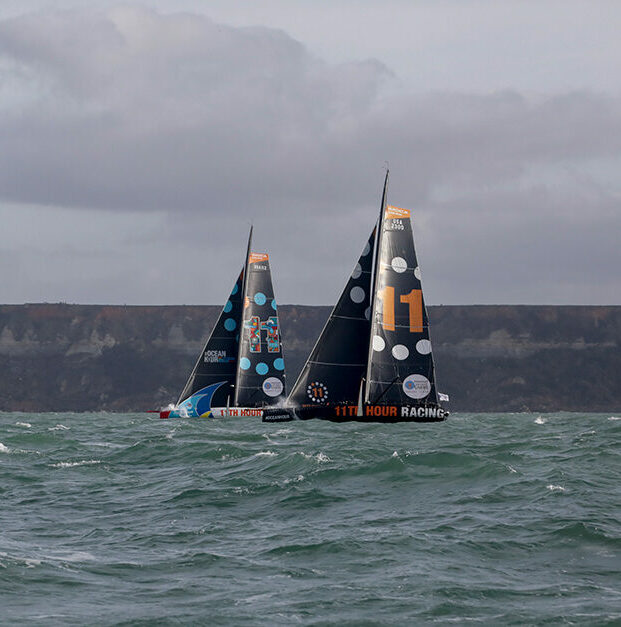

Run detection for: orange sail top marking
[[249, 253, 269, 263], [385, 205, 411, 220]]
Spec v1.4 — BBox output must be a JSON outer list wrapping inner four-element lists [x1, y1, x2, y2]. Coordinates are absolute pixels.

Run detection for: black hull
[[262, 404, 448, 423]]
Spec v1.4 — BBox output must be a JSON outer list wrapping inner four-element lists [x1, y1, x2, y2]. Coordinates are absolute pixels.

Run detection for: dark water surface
[[1, 412, 620, 625]]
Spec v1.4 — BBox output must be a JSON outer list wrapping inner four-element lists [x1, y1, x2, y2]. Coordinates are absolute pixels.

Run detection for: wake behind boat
[[263, 171, 448, 423], [159, 228, 286, 418]]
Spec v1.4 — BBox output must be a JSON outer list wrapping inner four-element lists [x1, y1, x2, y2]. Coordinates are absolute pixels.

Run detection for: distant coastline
[[1, 304, 620, 412]]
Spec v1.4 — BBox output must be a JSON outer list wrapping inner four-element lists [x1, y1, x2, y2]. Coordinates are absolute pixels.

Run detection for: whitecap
[[534, 416, 546, 424], [547, 484, 566, 492], [15, 422, 32, 428], [254, 451, 277, 458], [283, 474, 305, 484], [0, 443, 9, 453], [608, 416, 621, 421], [315, 452, 330, 463], [392, 451, 399, 458], [50, 460, 101, 468], [48, 424, 70, 431]]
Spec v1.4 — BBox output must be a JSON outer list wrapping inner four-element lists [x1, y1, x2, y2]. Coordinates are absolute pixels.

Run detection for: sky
[[1, 0, 620, 305]]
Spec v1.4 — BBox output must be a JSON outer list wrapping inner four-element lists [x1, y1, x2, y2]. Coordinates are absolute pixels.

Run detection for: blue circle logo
[[256, 362, 268, 375], [223, 300, 233, 313], [240, 357, 251, 370], [273, 357, 284, 371], [254, 292, 267, 306], [224, 318, 236, 331]]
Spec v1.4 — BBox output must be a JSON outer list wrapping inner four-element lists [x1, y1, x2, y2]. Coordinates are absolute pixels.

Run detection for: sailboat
[[160, 228, 286, 418], [263, 172, 448, 423]]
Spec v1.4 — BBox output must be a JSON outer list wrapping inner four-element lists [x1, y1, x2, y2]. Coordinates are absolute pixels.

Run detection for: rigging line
[[370, 376, 400, 405]]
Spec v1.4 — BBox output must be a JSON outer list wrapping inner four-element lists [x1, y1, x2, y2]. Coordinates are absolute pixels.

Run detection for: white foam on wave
[[608, 416, 621, 421], [0, 442, 9, 453], [547, 484, 566, 492], [254, 451, 278, 458], [15, 421, 32, 428], [50, 460, 101, 468], [273, 428, 292, 436], [48, 424, 70, 431], [534, 416, 547, 424], [283, 474, 305, 485], [297, 451, 331, 463]]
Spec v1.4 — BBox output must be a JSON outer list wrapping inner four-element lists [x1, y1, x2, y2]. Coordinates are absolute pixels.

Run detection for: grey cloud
[[0, 6, 620, 305]]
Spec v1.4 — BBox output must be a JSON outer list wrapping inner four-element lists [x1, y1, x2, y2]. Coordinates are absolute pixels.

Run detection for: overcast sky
[[1, 1, 620, 305]]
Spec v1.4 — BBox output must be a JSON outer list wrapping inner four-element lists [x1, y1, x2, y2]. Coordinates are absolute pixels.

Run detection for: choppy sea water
[[1, 412, 620, 625]]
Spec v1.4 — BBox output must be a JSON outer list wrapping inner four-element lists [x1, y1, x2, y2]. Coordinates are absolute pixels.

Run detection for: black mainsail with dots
[[161, 228, 286, 418], [264, 172, 447, 423]]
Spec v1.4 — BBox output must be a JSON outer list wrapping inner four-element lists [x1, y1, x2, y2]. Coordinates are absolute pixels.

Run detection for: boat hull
[[262, 404, 448, 423], [160, 407, 264, 419]]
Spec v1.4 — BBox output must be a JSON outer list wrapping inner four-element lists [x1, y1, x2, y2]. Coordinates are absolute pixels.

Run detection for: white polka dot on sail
[[361, 241, 371, 256], [414, 266, 421, 280], [391, 257, 407, 273], [351, 263, 362, 279], [364, 307, 370, 320], [350, 286, 365, 303], [392, 344, 409, 360], [416, 339, 431, 354], [372, 335, 385, 352]]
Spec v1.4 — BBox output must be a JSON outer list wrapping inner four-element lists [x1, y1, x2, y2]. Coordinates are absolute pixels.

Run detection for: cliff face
[[1, 304, 619, 412]]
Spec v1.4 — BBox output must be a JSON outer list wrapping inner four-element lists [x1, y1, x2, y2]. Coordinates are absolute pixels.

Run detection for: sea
[[1, 412, 619, 625]]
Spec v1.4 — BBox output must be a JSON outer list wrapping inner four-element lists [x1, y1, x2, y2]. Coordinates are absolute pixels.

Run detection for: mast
[[233, 225, 253, 406], [364, 170, 389, 403]]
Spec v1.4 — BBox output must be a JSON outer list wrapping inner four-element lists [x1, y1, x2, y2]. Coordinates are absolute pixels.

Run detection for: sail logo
[[204, 350, 235, 363], [402, 374, 431, 399], [307, 381, 328, 403], [385, 206, 411, 220], [244, 316, 280, 353]]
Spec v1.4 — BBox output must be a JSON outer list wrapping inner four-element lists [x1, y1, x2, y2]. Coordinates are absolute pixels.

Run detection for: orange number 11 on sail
[[380, 287, 423, 333]]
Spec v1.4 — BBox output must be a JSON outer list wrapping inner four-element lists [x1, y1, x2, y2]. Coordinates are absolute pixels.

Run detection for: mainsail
[[288, 229, 375, 407], [235, 252, 287, 406], [365, 201, 439, 407]]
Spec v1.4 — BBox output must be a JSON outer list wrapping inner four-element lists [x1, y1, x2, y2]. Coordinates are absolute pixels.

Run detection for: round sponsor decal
[[307, 381, 328, 403], [263, 377, 283, 397], [362, 241, 371, 256], [414, 266, 421, 280], [254, 292, 267, 306], [255, 362, 268, 375], [240, 357, 251, 370], [224, 318, 236, 331], [351, 262, 362, 279], [402, 374, 431, 399]]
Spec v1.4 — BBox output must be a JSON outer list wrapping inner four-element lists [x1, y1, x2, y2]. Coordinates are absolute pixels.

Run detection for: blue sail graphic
[[169, 382, 227, 417]]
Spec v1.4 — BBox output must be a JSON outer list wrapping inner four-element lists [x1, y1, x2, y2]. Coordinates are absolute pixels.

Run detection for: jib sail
[[288, 229, 375, 407], [176, 270, 243, 409]]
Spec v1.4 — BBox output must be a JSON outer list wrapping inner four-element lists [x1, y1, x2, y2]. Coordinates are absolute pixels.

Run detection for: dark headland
[[1, 304, 619, 413]]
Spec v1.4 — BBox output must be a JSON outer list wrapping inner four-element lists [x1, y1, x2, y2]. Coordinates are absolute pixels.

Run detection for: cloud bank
[[0, 6, 620, 304]]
